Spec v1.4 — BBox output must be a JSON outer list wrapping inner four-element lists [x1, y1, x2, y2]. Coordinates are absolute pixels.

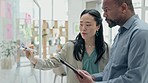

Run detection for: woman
[[25, 9, 109, 83]]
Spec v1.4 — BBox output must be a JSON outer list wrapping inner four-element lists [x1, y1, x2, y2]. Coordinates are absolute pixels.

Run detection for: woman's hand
[[76, 69, 95, 83], [25, 44, 37, 64]]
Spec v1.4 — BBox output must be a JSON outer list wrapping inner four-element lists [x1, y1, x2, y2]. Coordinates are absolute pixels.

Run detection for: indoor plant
[[0, 40, 17, 69]]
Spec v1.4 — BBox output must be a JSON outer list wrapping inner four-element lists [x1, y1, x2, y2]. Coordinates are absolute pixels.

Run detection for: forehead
[[102, 0, 116, 8], [80, 14, 95, 22]]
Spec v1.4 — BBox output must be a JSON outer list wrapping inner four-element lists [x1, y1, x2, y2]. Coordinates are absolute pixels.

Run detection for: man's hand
[[76, 69, 95, 83]]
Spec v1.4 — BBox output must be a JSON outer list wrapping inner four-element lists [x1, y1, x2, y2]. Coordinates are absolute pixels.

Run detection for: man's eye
[[103, 9, 107, 12]]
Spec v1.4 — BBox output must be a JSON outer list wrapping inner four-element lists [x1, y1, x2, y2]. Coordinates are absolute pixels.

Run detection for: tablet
[[59, 58, 83, 79]]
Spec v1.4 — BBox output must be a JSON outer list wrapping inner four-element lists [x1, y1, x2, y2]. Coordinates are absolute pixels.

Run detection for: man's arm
[[92, 72, 103, 81], [96, 30, 148, 83]]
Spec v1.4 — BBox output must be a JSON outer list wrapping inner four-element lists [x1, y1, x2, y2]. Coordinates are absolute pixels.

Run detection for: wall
[[68, 0, 86, 40]]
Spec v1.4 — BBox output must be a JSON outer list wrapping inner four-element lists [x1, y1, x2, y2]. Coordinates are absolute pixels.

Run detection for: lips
[[82, 32, 86, 34], [81, 32, 87, 36], [105, 19, 111, 24]]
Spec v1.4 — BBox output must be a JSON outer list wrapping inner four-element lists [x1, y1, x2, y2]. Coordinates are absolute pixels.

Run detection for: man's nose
[[103, 12, 107, 17]]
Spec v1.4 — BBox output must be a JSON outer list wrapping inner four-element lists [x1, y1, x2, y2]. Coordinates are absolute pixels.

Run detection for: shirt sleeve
[[93, 72, 103, 81], [34, 42, 70, 70], [96, 30, 148, 83]]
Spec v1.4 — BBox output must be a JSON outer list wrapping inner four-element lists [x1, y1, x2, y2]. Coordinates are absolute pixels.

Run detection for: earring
[[96, 31, 99, 36]]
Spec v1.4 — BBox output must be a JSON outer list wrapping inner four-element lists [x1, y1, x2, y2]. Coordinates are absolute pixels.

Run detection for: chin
[[82, 36, 86, 40]]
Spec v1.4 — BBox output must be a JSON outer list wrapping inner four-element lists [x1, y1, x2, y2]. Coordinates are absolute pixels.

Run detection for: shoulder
[[132, 18, 148, 32], [127, 18, 148, 42], [66, 40, 75, 46], [62, 40, 75, 49], [131, 29, 148, 45], [101, 42, 110, 60], [130, 24, 148, 42]]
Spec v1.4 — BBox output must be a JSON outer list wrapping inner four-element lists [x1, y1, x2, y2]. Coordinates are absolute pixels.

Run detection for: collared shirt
[[94, 15, 148, 83]]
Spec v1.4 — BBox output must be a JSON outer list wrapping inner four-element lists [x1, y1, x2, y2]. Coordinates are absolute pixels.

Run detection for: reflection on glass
[[133, 0, 141, 7], [145, 11, 148, 23], [135, 8, 141, 19]]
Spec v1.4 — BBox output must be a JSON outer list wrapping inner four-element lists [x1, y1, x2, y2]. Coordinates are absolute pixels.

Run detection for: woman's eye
[[86, 24, 91, 26]]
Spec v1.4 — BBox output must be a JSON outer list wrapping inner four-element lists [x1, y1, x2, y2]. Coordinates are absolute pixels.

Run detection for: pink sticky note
[[25, 13, 31, 24], [6, 3, 12, 19], [0, 0, 6, 17], [6, 24, 13, 39]]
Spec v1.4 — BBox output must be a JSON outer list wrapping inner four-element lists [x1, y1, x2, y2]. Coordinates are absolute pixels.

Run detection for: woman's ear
[[97, 25, 100, 31]]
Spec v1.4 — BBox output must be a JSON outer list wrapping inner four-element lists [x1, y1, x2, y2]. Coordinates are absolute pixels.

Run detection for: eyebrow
[[80, 21, 91, 24]]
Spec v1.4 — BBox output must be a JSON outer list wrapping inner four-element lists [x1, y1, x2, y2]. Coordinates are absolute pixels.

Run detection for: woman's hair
[[73, 9, 108, 64]]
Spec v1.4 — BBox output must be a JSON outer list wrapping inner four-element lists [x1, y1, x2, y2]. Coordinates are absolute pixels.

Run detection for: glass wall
[[0, 0, 68, 83], [145, 0, 148, 23], [145, 0, 148, 7], [133, 0, 148, 23], [145, 10, 148, 23]]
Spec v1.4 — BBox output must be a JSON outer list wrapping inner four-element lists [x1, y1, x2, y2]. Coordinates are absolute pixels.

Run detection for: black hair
[[114, 0, 134, 12], [73, 9, 108, 64]]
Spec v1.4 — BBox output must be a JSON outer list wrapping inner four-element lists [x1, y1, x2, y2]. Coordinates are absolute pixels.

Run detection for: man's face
[[102, 0, 121, 28]]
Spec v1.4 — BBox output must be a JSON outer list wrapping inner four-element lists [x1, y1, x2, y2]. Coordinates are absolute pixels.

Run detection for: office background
[[0, 0, 148, 83]]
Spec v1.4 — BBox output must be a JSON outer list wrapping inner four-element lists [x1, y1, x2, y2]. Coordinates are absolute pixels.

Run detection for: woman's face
[[79, 13, 99, 40]]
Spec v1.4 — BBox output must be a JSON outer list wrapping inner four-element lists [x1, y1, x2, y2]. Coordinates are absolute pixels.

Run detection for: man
[[76, 0, 148, 83]]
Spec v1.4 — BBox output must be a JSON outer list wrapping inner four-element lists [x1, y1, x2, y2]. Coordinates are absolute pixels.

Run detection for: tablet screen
[[59, 58, 83, 79]]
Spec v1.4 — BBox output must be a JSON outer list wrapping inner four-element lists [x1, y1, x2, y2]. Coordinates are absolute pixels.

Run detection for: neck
[[85, 39, 95, 47], [85, 44, 95, 48], [120, 11, 135, 26]]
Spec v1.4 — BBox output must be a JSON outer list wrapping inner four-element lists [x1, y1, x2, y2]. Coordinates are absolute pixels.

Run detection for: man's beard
[[106, 19, 117, 28]]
